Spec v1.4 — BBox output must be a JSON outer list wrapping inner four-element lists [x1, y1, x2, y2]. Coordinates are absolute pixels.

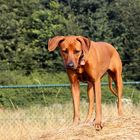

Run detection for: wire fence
[[0, 81, 140, 89]]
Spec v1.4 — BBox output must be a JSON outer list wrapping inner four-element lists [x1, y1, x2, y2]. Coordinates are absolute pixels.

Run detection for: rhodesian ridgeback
[[48, 36, 123, 130]]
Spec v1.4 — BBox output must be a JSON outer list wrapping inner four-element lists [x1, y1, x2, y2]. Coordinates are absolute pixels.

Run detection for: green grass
[[0, 70, 139, 108]]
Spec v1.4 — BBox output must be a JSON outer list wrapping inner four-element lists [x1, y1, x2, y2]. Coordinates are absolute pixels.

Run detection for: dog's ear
[[48, 36, 65, 52], [76, 36, 90, 54]]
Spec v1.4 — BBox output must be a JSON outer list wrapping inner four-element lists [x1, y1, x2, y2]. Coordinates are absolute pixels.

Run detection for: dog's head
[[48, 36, 90, 70]]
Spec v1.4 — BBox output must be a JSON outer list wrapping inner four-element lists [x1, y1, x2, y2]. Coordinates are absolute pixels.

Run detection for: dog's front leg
[[71, 81, 80, 125], [85, 82, 94, 124], [94, 79, 103, 130]]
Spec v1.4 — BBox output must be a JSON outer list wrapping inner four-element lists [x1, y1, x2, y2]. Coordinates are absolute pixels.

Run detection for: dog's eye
[[74, 50, 81, 54]]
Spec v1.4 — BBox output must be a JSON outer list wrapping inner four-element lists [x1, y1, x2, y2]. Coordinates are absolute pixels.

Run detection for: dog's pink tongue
[[80, 59, 85, 65]]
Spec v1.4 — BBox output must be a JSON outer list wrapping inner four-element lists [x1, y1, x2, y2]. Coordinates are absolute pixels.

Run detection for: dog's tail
[[108, 75, 118, 97]]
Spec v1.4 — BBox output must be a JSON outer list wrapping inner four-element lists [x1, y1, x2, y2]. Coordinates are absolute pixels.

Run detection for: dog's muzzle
[[66, 61, 74, 69]]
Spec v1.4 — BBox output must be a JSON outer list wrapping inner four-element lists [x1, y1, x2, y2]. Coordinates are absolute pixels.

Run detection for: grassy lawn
[[0, 70, 139, 108]]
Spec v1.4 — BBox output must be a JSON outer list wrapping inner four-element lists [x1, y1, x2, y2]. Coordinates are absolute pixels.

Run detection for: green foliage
[[0, 0, 82, 72], [0, 0, 139, 80], [0, 71, 70, 108], [0, 0, 139, 108], [106, 0, 140, 82]]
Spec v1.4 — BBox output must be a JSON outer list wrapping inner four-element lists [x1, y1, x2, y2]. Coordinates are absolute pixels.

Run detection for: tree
[[0, 0, 82, 72], [108, 0, 140, 81], [0, 0, 139, 81]]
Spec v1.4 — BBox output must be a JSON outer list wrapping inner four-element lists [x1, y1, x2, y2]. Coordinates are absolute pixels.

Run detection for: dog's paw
[[73, 118, 80, 126], [94, 122, 104, 131]]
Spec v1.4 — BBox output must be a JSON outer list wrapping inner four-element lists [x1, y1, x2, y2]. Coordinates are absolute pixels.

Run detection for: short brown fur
[[48, 36, 123, 130]]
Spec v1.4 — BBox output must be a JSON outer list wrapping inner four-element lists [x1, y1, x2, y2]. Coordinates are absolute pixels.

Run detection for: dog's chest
[[76, 67, 89, 83]]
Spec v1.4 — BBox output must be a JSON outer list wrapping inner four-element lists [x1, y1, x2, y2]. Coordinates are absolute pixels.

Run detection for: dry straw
[[0, 100, 140, 140]]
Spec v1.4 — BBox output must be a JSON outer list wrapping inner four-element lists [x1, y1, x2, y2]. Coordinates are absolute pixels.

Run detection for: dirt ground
[[40, 116, 140, 140], [39, 103, 140, 140]]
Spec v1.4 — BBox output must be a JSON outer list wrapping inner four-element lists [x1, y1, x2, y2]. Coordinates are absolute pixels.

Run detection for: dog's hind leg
[[108, 69, 123, 116], [116, 71, 123, 116]]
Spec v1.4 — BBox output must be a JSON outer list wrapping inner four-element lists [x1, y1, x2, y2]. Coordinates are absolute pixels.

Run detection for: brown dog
[[48, 36, 123, 130]]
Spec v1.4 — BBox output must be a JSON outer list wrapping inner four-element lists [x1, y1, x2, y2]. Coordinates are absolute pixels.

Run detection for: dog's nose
[[67, 61, 74, 68]]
